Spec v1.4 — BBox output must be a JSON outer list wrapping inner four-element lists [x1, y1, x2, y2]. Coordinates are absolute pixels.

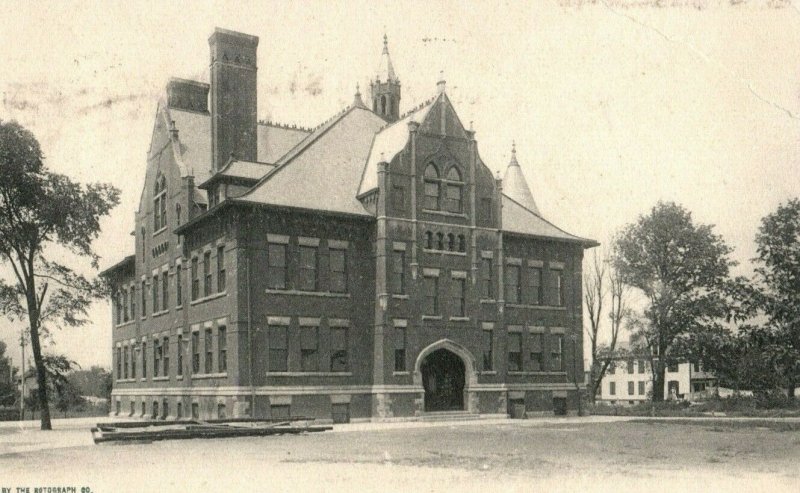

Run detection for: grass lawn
[[1, 418, 798, 492]]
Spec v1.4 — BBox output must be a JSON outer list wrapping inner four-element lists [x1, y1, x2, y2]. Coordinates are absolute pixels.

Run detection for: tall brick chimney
[[209, 28, 259, 172]]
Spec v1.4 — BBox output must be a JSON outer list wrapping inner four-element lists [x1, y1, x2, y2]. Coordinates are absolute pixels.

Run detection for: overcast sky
[[1, 0, 799, 369]]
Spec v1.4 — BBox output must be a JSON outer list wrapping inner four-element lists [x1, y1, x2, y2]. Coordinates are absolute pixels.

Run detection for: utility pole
[[19, 329, 25, 421]]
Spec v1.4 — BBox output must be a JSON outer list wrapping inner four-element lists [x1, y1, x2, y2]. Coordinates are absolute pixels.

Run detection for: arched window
[[176, 203, 182, 225], [436, 232, 444, 251], [444, 166, 463, 213], [447, 233, 455, 251], [425, 231, 433, 250], [381, 96, 387, 115], [153, 174, 167, 231], [423, 163, 440, 210], [458, 234, 466, 253]]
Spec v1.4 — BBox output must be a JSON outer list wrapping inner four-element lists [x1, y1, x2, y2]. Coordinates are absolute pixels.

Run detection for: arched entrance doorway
[[420, 348, 465, 412]]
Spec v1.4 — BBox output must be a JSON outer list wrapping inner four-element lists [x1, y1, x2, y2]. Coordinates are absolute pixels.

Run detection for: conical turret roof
[[503, 142, 541, 216]]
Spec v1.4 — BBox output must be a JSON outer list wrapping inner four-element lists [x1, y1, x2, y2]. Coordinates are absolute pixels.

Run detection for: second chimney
[[209, 28, 259, 172]]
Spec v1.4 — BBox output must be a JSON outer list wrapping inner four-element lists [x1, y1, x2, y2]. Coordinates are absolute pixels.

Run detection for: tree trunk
[[27, 306, 52, 430], [788, 382, 796, 404]]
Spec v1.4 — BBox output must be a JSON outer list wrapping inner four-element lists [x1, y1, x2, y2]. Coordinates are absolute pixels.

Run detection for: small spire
[[437, 70, 446, 94], [353, 83, 366, 108], [383, 33, 389, 54], [509, 140, 519, 166], [375, 34, 398, 83]]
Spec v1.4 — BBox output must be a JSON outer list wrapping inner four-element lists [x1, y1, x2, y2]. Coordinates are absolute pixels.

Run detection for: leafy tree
[[0, 120, 120, 429], [750, 198, 800, 401], [67, 366, 112, 399], [612, 202, 740, 401], [0, 341, 19, 406]]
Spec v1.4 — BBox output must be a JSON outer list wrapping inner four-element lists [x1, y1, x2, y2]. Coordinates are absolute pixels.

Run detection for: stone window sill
[[479, 371, 497, 375], [265, 289, 350, 298], [423, 248, 467, 257], [191, 372, 228, 380], [507, 371, 568, 376], [479, 299, 496, 304], [422, 315, 443, 321], [506, 304, 566, 311], [392, 294, 410, 300], [190, 291, 228, 306], [422, 209, 467, 219], [152, 309, 170, 318], [265, 372, 353, 377], [115, 320, 136, 329], [152, 376, 169, 382], [116, 378, 136, 383], [392, 371, 411, 376], [449, 316, 470, 322]]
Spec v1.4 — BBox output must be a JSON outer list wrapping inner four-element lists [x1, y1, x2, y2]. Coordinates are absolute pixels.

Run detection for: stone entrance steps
[[420, 411, 482, 422]]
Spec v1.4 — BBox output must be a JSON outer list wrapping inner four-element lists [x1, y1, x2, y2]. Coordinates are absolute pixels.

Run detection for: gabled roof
[[357, 98, 435, 196], [234, 106, 387, 216], [99, 254, 136, 279], [502, 194, 597, 247]]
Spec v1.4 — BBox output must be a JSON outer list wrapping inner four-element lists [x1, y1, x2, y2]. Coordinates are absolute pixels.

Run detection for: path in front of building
[[1, 416, 798, 492]]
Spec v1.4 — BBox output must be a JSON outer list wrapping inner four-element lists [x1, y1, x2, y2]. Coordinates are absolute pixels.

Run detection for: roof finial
[[383, 33, 389, 54], [437, 70, 446, 94], [353, 83, 366, 108], [510, 140, 519, 166]]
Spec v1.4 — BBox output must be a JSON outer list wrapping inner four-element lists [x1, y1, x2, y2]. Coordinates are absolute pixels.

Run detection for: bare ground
[[1, 418, 798, 492]]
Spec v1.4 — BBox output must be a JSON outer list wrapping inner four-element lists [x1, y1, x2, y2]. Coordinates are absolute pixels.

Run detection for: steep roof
[[235, 106, 387, 216], [502, 194, 596, 246], [357, 98, 435, 196], [168, 109, 309, 188], [375, 34, 399, 83], [503, 143, 541, 216]]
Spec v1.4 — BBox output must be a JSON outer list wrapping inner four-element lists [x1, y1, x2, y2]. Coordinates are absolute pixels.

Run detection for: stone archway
[[414, 339, 478, 414]]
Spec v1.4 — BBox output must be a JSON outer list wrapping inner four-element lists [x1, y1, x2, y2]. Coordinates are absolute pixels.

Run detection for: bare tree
[[584, 249, 627, 403]]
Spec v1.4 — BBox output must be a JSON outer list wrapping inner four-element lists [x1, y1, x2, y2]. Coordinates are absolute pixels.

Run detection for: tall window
[[204, 328, 213, 373], [626, 359, 635, 374], [508, 333, 522, 372], [162, 336, 170, 377], [191, 331, 200, 374], [330, 327, 348, 372], [217, 245, 226, 293], [176, 263, 182, 307], [298, 246, 318, 291], [152, 275, 159, 312], [424, 231, 433, 249], [116, 347, 122, 379], [447, 233, 455, 251], [505, 264, 521, 304], [122, 289, 129, 323], [267, 243, 287, 289], [142, 342, 147, 378], [482, 330, 493, 371], [394, 326, 406, 372], [609, 382, 616, 396], [423, 163, 440, 210], [638, 381, 645, 395], [529, 333, 543, 371], [131, 346, 136, 379], [153, 338, 161, 377], [300, 326, 318, 372], [628, 381, 635, 396], [141, 279, 147, 316], [191, 257, 199, 301], [444, 166, 463, 213], [638, 360, 646, 374], [556, 271, 565, 306], [218, 326, 227, 373], [452, 278, 466, 317], [528, 267, 542, 305], [123, 346, 129, 379], [162, 271, 168, 310], [424, 275, 438, 315], [391, 250, 405, 294], [153, 175, 167, 231], [130, 286, 136, 320], [140, 226, 146, 262], [329, 248, 347, 293], [551, 334, 563, 371], [177, 334, 183, 377], [268, 325, 287, 372], [203, 251, 212, 297], [479, 257, 493, 299]]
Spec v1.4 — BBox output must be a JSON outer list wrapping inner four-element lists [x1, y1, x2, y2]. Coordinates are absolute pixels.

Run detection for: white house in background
[[596, 356, 717, 405]]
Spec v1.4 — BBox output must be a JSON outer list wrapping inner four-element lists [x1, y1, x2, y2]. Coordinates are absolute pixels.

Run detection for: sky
[[0, 0, 799, 369]]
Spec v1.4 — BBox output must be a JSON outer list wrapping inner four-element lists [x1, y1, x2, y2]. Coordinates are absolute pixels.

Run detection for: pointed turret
[[371, 34, 401, 122], [353, 83, 367, 109], [503, 142, 541, 216]]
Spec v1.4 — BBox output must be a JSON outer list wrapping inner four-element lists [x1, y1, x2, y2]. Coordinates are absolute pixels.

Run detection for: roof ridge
[[258, 120, 313, 132], [376, 95, 437, 134]]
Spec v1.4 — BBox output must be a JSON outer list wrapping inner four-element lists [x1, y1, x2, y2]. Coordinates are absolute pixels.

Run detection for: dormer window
[[444, 166, 463, 213], [423, 163, 440, 210], [153, 174, 168, 231]]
